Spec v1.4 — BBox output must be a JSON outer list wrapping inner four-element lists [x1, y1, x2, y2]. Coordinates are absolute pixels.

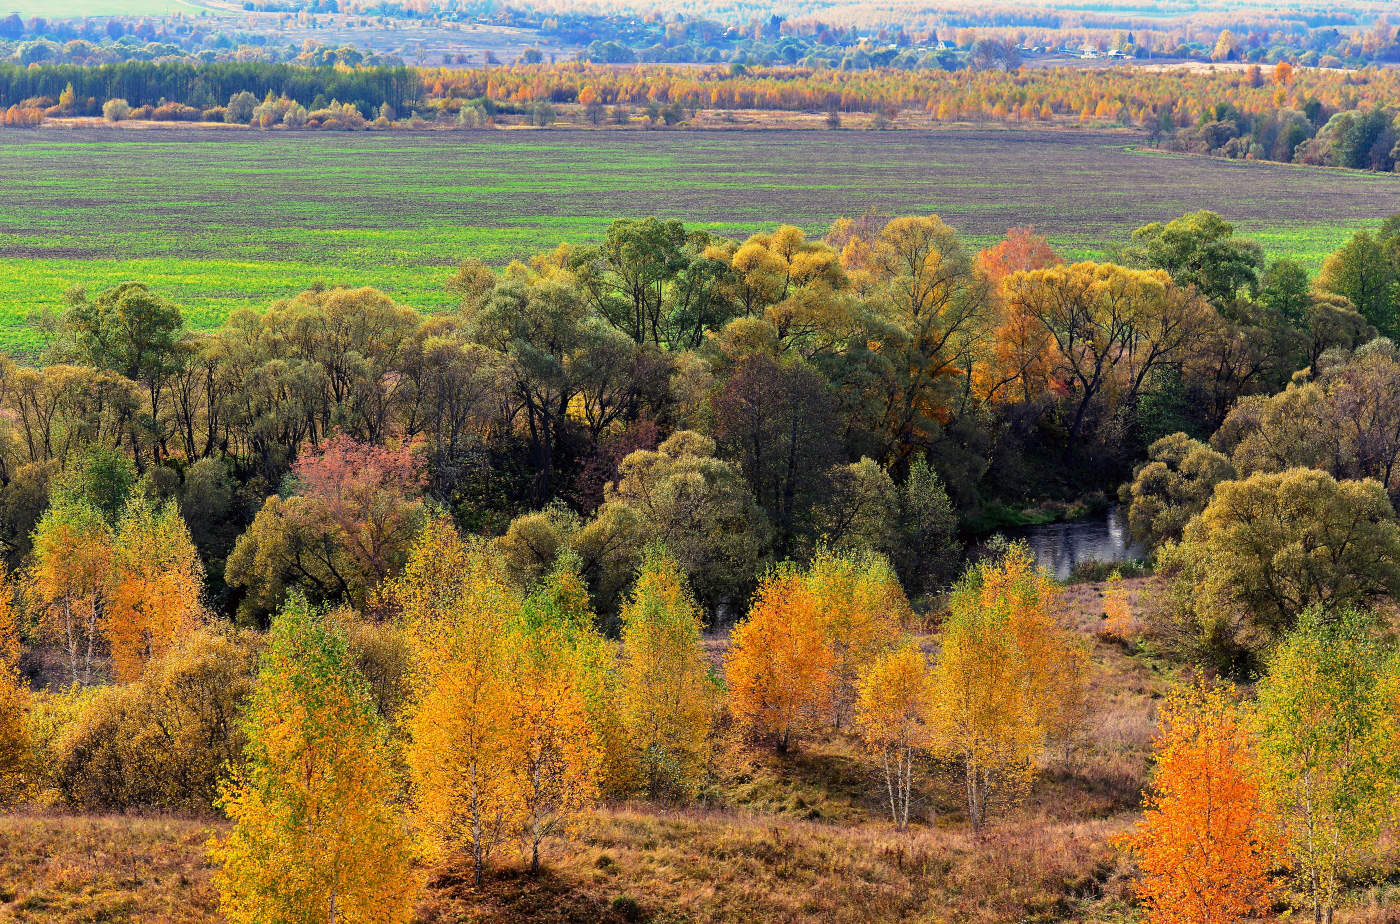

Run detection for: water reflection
[[1013, 506, 1145, 582]]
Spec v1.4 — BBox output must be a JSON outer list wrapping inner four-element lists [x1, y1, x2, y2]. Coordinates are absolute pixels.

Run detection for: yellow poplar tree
[[506, 553, 604, 870], [504, 624, 601, 872], [932, 542, 1088, 830], [617, 547, 718, 798], [855, 642, 937, 831], [395, 518, 520, 885], [106, 495, 206, 682], [210, 594, 418, 924], [529, 553, 633, 795]]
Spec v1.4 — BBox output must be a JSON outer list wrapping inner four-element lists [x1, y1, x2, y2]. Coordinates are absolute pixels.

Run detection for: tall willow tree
[[210, 595, 417, 924]]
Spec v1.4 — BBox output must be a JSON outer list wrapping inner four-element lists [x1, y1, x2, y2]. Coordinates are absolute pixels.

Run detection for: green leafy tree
[[602, 431, 770, 612], [1259, 258, 1313, 325], [60, 282, 188, 462], [1159, 469, 1400, 668], [1318, 231, 1397, 336], [1253, 608, 1400, 924], [898, 455, 960, 597], [1122, 210, 1265, 311], [49, 446, 137, 525]]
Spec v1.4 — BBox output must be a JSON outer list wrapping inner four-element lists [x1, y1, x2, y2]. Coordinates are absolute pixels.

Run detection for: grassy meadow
[[0, 126, 1397, 352]]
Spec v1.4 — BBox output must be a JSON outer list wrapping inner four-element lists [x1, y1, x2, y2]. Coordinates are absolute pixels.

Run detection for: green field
[[1, 126, 1397, 352]]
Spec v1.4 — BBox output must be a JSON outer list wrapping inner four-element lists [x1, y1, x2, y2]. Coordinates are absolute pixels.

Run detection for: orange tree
[[726, 565, 834, 752], [1125, 681, 1282, 924]]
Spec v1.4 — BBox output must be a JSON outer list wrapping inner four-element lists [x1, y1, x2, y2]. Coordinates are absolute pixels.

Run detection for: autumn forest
[[6, 0, 1400, 920]]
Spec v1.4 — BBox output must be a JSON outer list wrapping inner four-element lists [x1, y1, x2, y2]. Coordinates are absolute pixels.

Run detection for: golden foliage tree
[[106, 494, 206, 682], [395, 518, 520, 886], [931, 543, 1087, 830], [210, 595, 417, 924], [806, 548, 909, 729], [1125, 681, 1281, 924], [726, 566, 834, 752], [855, 642, 937, 831], [399, 522, 605, 879], [0, 566, 27, 804], [1002, 262, 1212, 448], [29, 493, 111, 684], [525, 552, 632, 796], [617, 547, 717, 798], [505, 614, 602, 872], [726, 548, 908, 750]]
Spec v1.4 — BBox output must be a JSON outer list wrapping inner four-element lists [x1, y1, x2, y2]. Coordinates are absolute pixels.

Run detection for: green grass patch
[[0, 126, 1395, 352]]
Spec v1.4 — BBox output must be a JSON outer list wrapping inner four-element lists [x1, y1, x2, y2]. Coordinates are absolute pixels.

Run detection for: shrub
[[224, 90, 256, 124], [101, 98, 130, 122], [151, 102, 201, 122], [48, 628, 261, 811]]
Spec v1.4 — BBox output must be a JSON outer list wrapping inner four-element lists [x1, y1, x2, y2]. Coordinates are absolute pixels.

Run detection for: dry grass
[[420, 806, 1138, 923], [0, 810, 220, 922]]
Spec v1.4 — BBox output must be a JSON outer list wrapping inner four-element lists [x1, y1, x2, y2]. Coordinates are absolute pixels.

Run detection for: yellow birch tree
[[617, 547, 718, 798], [210, 594, 417, 924]]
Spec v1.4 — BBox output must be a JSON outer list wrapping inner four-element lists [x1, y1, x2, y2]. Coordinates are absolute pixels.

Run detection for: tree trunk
[[964, 760, 983, 832]]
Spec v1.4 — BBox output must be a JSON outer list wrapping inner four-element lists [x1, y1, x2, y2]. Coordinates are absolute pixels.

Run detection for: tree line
[[0, 61, 419, 115], [8, 58, 1400, 175]]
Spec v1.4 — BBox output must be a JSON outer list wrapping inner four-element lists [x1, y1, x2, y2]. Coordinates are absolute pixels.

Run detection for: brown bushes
[[35, 628, 260, 812]]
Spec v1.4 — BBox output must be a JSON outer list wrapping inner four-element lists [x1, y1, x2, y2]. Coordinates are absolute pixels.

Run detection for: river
[[1014, 506, 1145, 582]]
